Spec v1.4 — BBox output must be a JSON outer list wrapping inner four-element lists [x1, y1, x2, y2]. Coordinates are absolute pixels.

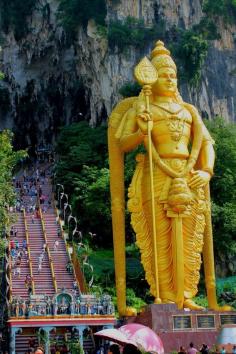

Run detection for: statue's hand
[[189, 170, 211, 189], [137, 111, 152, 135]]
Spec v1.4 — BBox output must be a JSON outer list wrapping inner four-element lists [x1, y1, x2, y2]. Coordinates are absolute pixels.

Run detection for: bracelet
[[138, 129, 148, 137], [202, 167, 214, 177]]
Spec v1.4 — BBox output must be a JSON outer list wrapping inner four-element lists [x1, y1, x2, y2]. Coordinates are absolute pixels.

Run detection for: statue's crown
[[151, 40, 177, 72]]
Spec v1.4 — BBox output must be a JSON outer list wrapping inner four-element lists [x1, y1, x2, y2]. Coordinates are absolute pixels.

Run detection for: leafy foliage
[[119, 82, 141, 98], [67, 339, 84, 354], [55, 122, 110, 244], [71, 166, 111, 244], [193, 295, 209, 308], [205, 118, 236, 256], [171, 30, 209, 86], [217, 276, 236, 293], [108, 17, 166, 52], [203, 0, 236, 24], [0, 0, 37, 40], [0, 130, 26, 235], [57, 0, 106, 40], [88, 249, 148, 311], [192, 17, 221, 41], [56, 122, 107, 174]]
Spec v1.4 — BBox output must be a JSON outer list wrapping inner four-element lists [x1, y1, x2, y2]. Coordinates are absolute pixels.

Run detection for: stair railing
[[23, 209, 35, 294], [71, 245, 87, 293], [7, 235, 12, 303], [52, 191, 86, 293], [39, 208, 58, 293]]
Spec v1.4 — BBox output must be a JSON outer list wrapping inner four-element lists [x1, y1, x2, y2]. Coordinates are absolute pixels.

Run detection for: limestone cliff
[[0, 0, 236, 148]]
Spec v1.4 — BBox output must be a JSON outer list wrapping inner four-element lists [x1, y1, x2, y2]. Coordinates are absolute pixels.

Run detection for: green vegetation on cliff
[[171, 30, 209, 86], [119, 81, 141, 98], [56, 0, 235, 86], [0, 0, 37, 40], [203, 0, 236, 24], [107, 17, 166, 52], [57, 0, 106, 40]]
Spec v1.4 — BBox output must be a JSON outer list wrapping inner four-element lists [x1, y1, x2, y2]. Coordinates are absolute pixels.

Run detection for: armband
[[202, 167, 214, 177]]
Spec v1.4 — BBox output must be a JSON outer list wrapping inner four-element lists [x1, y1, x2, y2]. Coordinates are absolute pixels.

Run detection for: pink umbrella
[[95, 323, 164, 354], [94, 328, 135, 346]]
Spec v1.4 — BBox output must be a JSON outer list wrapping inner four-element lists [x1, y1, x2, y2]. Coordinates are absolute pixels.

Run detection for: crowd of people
[[9, 164, 54, 279], [10, 235, 28, 279], [177, 342, 236, 354], [25, 341, 145, 354], [105, 344, 145, 354], [14, 166, 52, 213], [178, 343, 209, 354]]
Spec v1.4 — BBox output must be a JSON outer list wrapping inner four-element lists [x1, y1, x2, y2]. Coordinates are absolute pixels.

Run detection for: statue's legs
[[143, 201, 175, 301], [142, 198, 206, 306], [130, 158, 207, 308], [182, 202, 205, 300]]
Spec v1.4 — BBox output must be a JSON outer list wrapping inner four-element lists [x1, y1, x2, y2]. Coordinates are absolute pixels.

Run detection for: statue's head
[[151, 41, 177, 97]]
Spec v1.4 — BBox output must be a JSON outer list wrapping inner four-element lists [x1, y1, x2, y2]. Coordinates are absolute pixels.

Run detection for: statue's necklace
[[152, 103, 186, 142]]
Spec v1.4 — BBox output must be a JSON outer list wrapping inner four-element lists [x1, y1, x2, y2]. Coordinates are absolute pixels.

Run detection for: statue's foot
[[154, 297, 162, 304], [162, 299, 174, 304], [183, 299, 205, 310], [210, 304, 233, 311]]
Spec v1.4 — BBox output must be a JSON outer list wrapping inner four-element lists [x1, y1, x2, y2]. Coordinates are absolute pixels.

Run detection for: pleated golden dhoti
[[128, 154, 207, 303]]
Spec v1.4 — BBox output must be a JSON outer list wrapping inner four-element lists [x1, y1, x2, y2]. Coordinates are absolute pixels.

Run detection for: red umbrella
[[95, 323, 164, 354]]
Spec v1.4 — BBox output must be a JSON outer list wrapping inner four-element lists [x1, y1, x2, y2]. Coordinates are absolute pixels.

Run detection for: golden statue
[[108, 40, 229, 316]]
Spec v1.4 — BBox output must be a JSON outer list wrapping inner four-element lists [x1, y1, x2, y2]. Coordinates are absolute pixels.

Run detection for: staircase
[[10, 168, 80, 300], [25, 215, 55, 296], [43, 211, 76, 291], [15, 334, 38, 354], [10, 212, 30, 299], [40, 178, 77, 292]]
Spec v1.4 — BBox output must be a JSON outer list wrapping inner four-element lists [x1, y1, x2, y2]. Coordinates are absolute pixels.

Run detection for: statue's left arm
[[186, 105, 215, 188], [197, 123, 215, 176]]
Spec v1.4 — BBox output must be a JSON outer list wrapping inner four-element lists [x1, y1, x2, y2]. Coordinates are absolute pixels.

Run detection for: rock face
[[0, 0, 236, 147], [0, 0, 87, 148]]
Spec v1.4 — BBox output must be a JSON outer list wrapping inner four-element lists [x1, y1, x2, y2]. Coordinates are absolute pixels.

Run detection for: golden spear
[[134, 57, 161, 304]]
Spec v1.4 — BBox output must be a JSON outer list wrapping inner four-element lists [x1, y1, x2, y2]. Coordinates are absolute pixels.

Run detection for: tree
[[206, 117, 236, 259], [55, 122, 110, 245], [71, 166, 112, 245], [57, 0, 106, 41], [0, 130, 26, 237]]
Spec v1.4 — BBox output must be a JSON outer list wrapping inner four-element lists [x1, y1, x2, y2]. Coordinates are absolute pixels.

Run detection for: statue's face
[[152, 67, 177, 96]]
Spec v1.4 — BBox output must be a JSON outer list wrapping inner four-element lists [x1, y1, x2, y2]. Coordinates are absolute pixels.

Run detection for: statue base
[[126, 304, 236, 353]]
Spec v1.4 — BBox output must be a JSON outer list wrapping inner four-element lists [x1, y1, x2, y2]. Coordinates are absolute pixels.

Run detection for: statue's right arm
[[119, 107, 144, 153]]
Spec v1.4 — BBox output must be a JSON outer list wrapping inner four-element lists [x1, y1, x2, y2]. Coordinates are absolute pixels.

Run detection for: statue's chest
[[151, 104, 192, 141]]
